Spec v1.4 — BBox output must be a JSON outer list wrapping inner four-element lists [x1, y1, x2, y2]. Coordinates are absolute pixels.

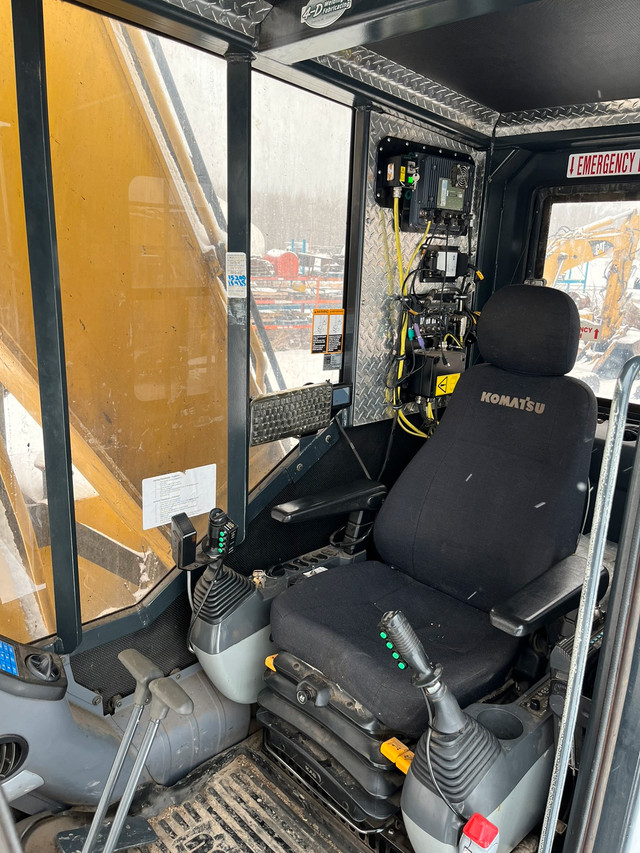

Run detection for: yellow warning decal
[[400, 166, 406, 183], [435, 372, 461, 396]]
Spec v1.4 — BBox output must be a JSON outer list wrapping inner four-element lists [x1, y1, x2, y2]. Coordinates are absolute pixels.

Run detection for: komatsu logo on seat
[[480, 391, 545, 414]]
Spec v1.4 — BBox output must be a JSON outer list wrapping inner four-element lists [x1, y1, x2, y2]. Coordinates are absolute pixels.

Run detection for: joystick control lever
[[379, 610, 437, 685], [378, 610, 466, 734]]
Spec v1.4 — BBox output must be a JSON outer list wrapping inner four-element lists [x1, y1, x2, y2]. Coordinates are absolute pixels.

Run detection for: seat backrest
[[374, 285, 597, 612]]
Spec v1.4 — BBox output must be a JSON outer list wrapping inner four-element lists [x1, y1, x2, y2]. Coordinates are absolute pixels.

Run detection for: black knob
[[296, 686, 315, 705]]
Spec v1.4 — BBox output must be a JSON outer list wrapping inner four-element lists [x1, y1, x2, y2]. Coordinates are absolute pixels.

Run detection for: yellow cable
[[404, 221, 432, 291], [444, 333, 464, 349], [391, 204, 433, 442], [393, 196, 404, 287], [398, 410, 428, 438]]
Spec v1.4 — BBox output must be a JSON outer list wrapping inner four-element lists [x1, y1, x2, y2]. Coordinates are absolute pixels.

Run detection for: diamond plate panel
[[495, 99, 640, 136], [163, 0, 273, 38], [353, 111, 485, 426], [315, 47, 498, 136]]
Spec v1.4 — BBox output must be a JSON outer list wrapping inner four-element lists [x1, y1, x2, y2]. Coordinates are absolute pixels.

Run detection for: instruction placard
[[323, 353, 342, 371], [435, 373, 460, 396], [311, 310, 330, 353], [142, 464, 216, 530], [226, 252, 247, 299], [311, 309, 344, 354]]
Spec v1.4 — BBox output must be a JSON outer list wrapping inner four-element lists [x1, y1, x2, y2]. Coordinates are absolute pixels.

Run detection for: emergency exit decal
[[567, 150, 640, 178]]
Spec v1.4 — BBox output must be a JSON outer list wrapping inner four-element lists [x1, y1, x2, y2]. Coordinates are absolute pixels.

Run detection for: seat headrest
[[477, 285, 580, 376]]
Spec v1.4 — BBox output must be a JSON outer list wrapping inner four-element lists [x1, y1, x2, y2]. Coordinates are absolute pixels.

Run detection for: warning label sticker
[[567, 150, 640, 179], [311, 310, 329, 353], [226, 253, 247, 299], [435, 373, 460, 396], [327, 310, 344, 354], [311, 309, 344, 354]]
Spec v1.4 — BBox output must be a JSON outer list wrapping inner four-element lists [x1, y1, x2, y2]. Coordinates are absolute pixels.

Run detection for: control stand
[[171, 508, 276, 705], [377, 610, 553, 853]]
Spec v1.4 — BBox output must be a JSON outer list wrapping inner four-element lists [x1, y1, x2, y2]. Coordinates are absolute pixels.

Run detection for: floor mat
[[133, 734, 373, 853]]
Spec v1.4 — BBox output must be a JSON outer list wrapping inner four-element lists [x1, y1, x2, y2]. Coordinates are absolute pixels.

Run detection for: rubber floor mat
[[134, 734, 372, 853]]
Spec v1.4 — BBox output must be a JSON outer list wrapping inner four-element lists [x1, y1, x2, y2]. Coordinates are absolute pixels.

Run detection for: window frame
[[531, 182, 640, 419], [9, 0, 359, 652]]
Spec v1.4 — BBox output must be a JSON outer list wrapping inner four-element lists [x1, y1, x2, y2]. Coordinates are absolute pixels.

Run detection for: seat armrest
[[271, 480, 387, 523], [490, 555, 609, 638]]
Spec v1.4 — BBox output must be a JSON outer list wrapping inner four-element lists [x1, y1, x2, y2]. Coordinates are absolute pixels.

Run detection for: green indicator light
[[408, 176, 414, 184], [392, 652, 400, 660], [398, 662, 407, 670], [218, 547, 223, 552], [379, 632, 387, 640], [386, 642, 393, 650]]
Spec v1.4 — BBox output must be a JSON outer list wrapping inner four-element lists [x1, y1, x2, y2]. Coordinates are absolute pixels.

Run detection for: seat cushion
[[270, 561, 521, 738]]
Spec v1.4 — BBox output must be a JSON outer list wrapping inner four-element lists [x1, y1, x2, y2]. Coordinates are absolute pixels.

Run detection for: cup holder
[[623, 428, 638, 443], [476, 708, 524, 740]]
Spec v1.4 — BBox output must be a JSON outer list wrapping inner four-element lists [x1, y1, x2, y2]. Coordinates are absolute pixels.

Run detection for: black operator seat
[[270, 285, 597, 739]]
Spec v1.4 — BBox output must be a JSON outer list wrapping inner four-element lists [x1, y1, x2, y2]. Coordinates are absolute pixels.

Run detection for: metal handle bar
[[539, 356, 640, 853]]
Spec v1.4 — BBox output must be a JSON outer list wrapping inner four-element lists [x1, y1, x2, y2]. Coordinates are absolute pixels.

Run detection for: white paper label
[[142, 464, 216, 530], [226, 252, 247, 299]]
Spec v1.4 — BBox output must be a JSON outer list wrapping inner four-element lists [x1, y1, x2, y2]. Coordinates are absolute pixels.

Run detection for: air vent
[[0, 736, 28, 780]]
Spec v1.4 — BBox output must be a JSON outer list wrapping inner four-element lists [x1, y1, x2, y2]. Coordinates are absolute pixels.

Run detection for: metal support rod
[[225, 50, 253, 543], [101, 719, 160, 853], [538, 355, 640, 853], [341, 104, 371, 425], [0, 783, 23, 853], [564, 407, 640, 849], [81, 704, 145, 853], [11, 0, 81, 653]]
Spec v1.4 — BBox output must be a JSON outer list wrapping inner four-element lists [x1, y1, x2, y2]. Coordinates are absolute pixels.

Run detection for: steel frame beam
[[257, 0, 539, 65], [225, 49, 253, 542], [11, 0, 82, 653]]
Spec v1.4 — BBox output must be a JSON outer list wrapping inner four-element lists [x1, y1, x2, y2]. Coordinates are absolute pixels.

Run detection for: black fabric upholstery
[[270, 562, 520, 737], [374, 363, 597, 612], [269, 286, 597, 738], [478, 285, 580, 375]]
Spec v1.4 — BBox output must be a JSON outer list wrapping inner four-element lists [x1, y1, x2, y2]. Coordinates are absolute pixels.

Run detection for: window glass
[[44, 0, 229, 624], [0, 2, 56, 642], [544, 199, 640, 399], [249, 74, 351, 486]]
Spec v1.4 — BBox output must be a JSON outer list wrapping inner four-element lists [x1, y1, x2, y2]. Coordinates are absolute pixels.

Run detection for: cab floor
[[27, 733, 385, 853], [133, 732, 374, 853]]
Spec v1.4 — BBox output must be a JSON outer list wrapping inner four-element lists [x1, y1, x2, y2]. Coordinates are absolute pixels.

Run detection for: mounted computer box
[[375, 137, 474, 235]]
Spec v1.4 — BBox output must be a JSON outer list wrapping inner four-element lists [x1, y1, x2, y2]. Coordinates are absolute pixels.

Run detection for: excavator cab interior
[[1, 1, 640, 852]]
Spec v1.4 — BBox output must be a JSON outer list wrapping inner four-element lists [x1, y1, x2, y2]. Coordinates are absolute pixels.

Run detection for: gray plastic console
[[0, 635, 66, 701], [402, 677, 554, 852]]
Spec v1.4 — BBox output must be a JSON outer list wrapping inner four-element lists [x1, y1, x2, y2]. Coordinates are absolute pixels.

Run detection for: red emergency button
[[462, 813, 499, 848]]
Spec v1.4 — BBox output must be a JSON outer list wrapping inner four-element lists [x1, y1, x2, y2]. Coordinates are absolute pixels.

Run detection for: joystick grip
[[379, 610, 435, 681]]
